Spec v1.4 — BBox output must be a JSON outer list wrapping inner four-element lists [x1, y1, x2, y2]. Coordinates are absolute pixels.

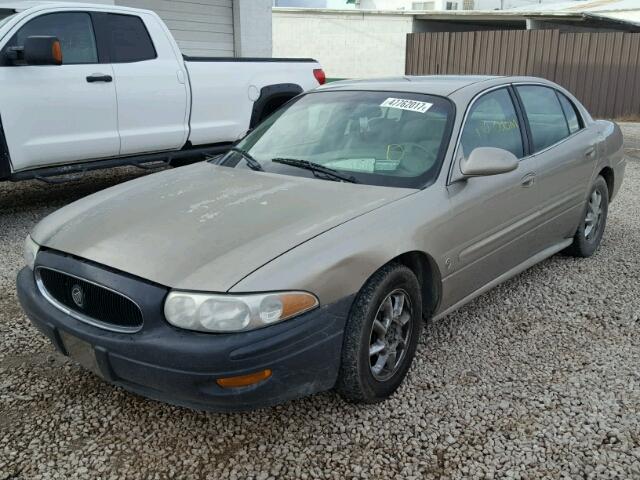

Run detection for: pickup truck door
[[94, 13, 189, 156], [0, 12, 119, 172]]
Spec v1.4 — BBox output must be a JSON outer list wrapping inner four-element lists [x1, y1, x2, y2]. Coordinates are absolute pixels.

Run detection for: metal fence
[[405, 30, 640, 119]]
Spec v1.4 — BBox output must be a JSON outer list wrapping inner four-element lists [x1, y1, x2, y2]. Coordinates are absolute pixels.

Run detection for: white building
[[0, 0, 272, 57]]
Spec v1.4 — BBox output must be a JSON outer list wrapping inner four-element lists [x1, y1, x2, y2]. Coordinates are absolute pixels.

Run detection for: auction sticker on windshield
[[381, 98, 432, 114]]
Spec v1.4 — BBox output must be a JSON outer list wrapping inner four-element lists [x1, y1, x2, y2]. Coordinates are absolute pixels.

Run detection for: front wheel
[[565, 175, 609, 257], [336, 263, 423, 403]]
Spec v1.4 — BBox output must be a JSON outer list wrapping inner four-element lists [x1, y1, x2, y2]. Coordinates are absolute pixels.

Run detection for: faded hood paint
[[31, 163, 415, 291]]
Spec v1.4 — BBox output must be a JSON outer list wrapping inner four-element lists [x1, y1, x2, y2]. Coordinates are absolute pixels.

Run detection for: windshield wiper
[[229, 146, 263, 171], [271, 158, 358, 183]]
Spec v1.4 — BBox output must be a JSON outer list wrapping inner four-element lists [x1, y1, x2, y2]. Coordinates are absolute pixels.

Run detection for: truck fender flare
[[249, 83, 303, 129]]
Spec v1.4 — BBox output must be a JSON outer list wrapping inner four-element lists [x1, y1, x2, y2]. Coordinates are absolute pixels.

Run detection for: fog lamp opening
[[216, 369, 272, 388]]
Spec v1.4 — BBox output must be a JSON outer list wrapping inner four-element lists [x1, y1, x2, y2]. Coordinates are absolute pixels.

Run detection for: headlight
[[164, 291, 319, 333], [23, 235, 40, 270]]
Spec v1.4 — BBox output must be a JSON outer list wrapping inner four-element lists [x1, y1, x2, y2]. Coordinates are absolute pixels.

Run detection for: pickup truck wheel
[[336, 263, 422, 403], [565, 175, 609, 258]]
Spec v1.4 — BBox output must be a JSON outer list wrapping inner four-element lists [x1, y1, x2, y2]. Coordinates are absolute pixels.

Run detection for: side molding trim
[[433, 238, 572, 321]]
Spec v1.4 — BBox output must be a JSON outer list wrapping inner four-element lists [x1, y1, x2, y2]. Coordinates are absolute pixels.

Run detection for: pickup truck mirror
[[23, 36, 62, 66], [459, 146, 518, 177]]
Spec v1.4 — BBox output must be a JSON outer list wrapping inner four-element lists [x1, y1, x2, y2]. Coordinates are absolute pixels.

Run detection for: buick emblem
[[71, 284, 84, 308]]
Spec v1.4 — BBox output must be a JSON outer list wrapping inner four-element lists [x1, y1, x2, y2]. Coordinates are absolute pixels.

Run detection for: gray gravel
[[2, 127, 640, 479]]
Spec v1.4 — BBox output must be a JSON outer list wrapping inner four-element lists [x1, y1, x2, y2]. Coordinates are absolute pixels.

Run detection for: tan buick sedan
[[18, 76, 625, 411]]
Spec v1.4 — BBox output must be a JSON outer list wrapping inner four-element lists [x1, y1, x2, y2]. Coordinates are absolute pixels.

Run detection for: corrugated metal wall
[[405, 30, 640, 118], [117, 0, 235, 57]]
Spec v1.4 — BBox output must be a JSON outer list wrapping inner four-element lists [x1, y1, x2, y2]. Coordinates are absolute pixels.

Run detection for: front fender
[[230, 187, 451, 306]]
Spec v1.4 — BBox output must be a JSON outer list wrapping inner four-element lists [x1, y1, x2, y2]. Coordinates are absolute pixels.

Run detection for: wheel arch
[[389, 251, 442, 319], [249, 83, 303, 129], [598, 166, 614, 201]]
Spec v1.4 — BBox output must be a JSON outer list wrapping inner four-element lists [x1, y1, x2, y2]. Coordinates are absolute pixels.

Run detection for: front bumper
[[16, 251, 352, 411]]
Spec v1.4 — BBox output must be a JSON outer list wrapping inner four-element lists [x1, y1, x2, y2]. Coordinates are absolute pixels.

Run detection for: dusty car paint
[[31, 163, 415, 293], [31, 76, 625, 315], [233, 77, 625, 316]]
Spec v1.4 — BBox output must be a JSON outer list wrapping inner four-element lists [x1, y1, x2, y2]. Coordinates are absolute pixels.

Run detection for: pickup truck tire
[[0, 116, 11, 180], [565, 175, 609, 258], [336, 263, 422, 404]]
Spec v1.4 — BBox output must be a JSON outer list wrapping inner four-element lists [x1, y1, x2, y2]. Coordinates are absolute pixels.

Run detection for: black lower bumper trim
[[17, 266, 353, 411]]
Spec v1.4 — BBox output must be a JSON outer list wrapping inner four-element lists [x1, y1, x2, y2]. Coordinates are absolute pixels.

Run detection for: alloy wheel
[[368, 289, 413, 382], [585, 189, 603, 240]]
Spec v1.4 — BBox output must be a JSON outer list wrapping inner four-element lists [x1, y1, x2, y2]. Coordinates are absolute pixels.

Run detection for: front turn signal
[[216, 369, 272, 388]]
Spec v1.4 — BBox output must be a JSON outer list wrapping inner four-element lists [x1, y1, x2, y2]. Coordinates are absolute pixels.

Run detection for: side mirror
[[23, 36, 62, 65], [459, 147, 518, 177]]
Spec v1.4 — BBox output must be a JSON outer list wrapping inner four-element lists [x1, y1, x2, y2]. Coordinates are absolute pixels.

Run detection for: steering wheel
[[389, 143, 434, 175]]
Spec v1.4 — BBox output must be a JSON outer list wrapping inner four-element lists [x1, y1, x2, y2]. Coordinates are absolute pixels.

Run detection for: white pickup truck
[[0, 2, 325, 181]]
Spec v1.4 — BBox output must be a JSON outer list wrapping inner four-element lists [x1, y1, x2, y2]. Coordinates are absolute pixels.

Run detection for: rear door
[[93, 12, 189, 155], [441, 87, 541, 308], [0, 11, 119, 171], [514, 85, 595, 247]]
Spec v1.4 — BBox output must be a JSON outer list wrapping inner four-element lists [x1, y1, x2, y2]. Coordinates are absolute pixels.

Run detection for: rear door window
[[516, 85, 570, 152], [557, 92, 582, 134], [460, 88, 524, 159], [105, 14, 156, 63]]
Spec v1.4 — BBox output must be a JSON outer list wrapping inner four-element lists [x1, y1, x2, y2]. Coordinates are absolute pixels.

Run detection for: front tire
[[336, 263, 423, 403], [565, 175, 609, 258]]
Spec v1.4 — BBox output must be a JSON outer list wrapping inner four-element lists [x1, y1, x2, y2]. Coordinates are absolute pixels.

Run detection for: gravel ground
[[1, 127, 640, 479]]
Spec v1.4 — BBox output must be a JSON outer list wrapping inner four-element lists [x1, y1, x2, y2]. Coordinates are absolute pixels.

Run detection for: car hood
[[32, 163, 415, 291]]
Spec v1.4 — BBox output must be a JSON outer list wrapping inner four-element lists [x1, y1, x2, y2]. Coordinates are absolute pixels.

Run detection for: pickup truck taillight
[[313, 68, 326, 85]]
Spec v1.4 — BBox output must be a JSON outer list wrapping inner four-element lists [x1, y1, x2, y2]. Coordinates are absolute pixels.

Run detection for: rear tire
[[565, 175, 609, 258], [336, 263, 422, 403]]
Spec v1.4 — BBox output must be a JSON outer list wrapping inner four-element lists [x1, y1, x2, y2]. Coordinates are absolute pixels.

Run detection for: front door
[[0, 11, 119, 172], [440, 87, 541, 310]]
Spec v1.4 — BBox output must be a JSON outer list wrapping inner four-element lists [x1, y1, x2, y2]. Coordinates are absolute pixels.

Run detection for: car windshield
[[219, 90, 454, 188]]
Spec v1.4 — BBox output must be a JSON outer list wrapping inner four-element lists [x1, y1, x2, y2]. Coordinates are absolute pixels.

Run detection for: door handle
[[86, 74, 113, 83], [521, 173, 536, 188], [585, 146, 596, 158]]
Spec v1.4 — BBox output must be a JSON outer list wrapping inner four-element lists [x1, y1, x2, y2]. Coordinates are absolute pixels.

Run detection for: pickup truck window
[[4, 12, 98, 65], [224, 91, 454, 189], [105, 14, 156, 63]]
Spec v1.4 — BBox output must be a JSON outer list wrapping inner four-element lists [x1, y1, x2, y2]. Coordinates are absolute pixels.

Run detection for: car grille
[[36, 267, 143, 332]]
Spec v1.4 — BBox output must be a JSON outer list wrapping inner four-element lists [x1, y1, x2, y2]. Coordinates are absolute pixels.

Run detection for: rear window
[[106, 14, 156, 63]]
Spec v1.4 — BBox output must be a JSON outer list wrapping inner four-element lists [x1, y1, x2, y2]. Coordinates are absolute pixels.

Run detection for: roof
[[274, 1, 640, 28], [509, 0, 640, 25], [510, 0, 638, 13], [0, 1, 143, 13], [316, 75, 504, 97]]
